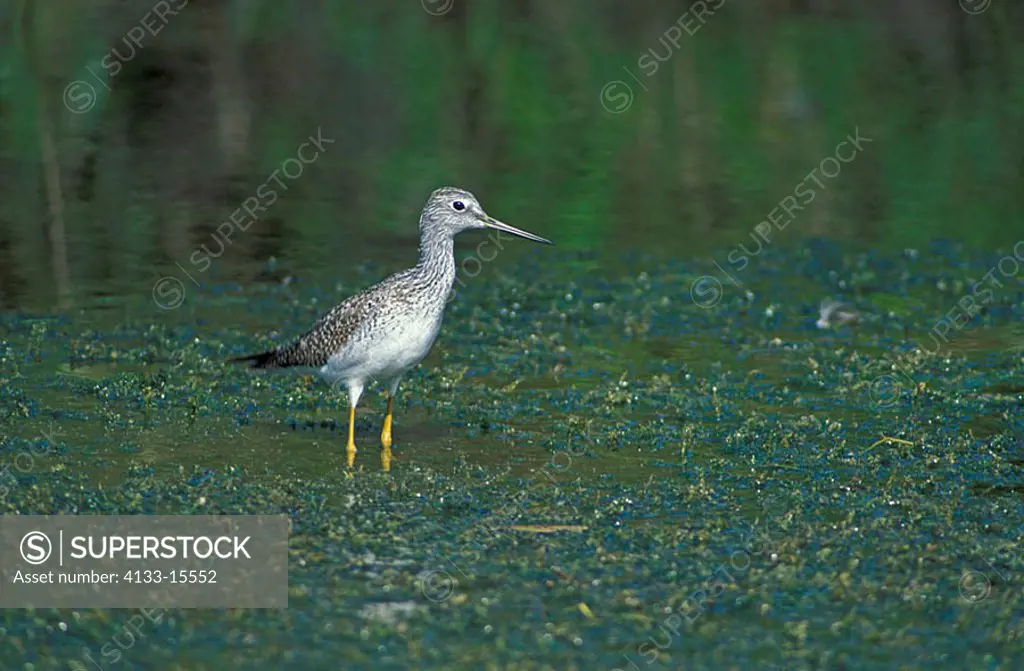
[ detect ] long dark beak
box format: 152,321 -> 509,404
481,215 -> 553,245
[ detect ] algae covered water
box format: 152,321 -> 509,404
3,2 -> 1024,667
1,239 -> 1022,669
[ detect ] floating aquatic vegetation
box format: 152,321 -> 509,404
1,241 -> 1022,668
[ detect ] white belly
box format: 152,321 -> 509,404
320,310 -> 442,388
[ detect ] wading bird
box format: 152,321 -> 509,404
231,187 -> 552,470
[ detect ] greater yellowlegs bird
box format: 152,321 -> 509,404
231,187 -> 552,470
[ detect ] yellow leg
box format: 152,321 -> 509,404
380,395 -> 394,472
346,405 -> 357,468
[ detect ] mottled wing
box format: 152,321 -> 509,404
231,291 -> 373,370
231,270 -> 426,370
284,292 -> 375,367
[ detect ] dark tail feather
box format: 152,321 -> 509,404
228,349 -> 281,369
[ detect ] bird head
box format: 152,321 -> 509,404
420,186 -> 552,245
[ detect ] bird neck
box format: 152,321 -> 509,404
415,225 -> 456,288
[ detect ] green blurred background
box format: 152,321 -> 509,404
1,0 -> 1021,308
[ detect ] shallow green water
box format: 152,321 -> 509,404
2,240 -> 1023,669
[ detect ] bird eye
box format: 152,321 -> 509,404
452,201 -> 465,211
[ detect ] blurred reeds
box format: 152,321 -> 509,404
0,0 -> 1022,306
